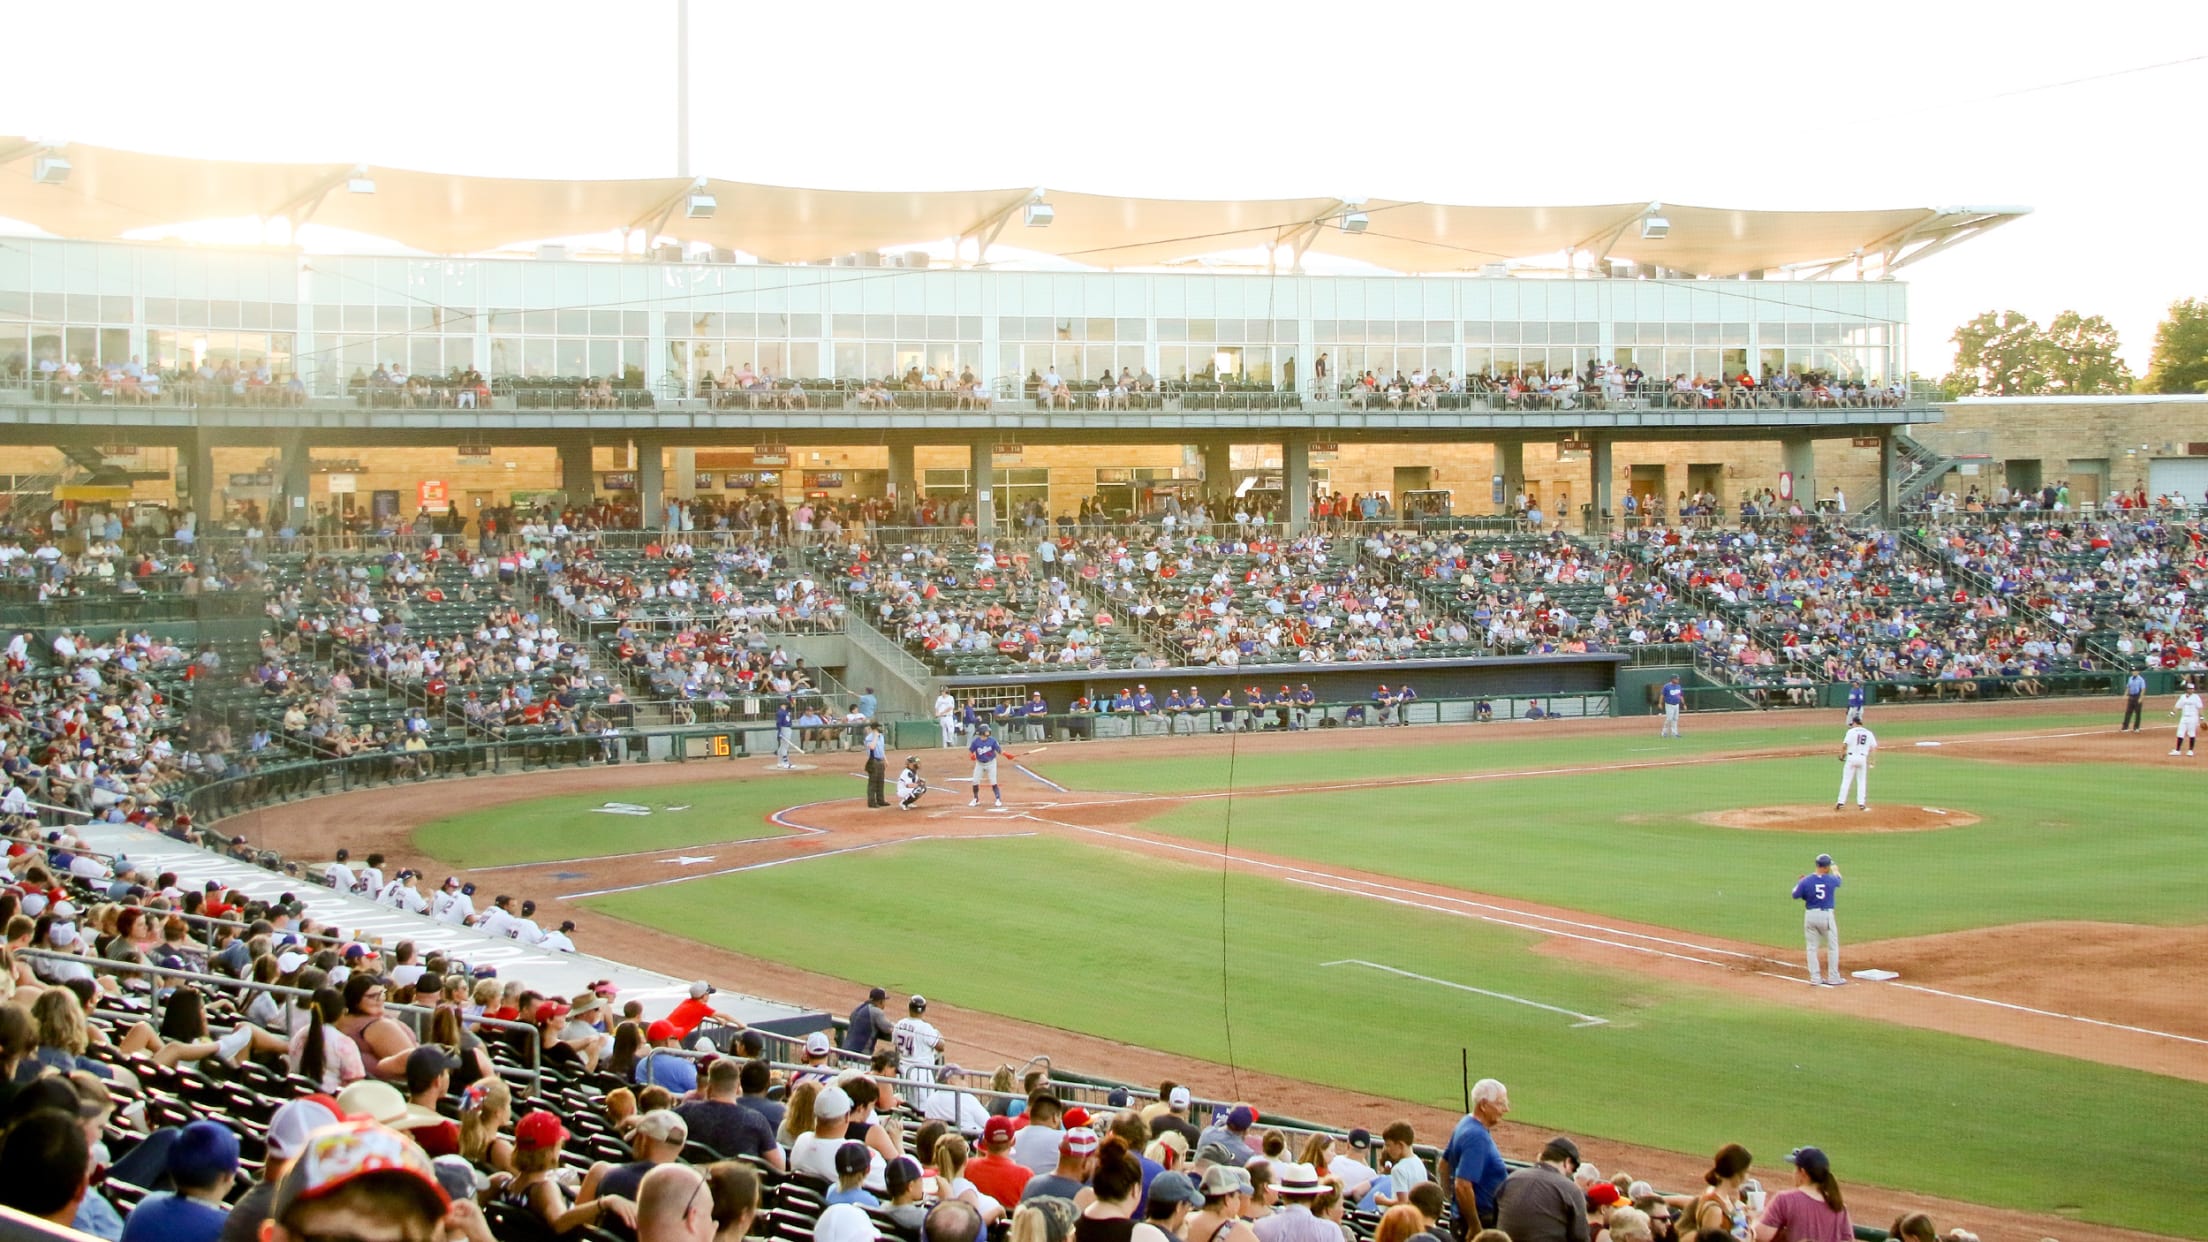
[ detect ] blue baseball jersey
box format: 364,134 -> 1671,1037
1294,689 -> 1315,705
1662,683 -> 1684,705
776,704 -> 792,728
1847,685 -> 1866,708
1165,693 -> 1186,710
969,735 -> 1001,763
1187,693 -> 1207,708
1134,692 -> 1156,711
1791,871 -> 1841,910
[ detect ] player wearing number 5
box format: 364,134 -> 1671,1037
1792,853 -> 1844,987
1834,723 -> 1876,811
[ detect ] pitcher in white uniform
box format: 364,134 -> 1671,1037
1835,723 -> 1877,810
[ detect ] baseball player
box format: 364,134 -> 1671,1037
896,757 -> 928,810
934,690 -> 959,748
1835,721 -> 1877,811
1790,852 -> 1845,986
2172,680 -> 2203,756
967,721 -> 1005,808
1659,676 -> 1685,738
892,994 -> 945,1110
774,697 -> 803,768
1845,679 -> 1868,726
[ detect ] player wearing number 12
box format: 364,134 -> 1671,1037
1834,723 -> 1877,811
1792,853 -> 1844,987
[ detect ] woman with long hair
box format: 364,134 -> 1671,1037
459,1077 -> 516,1175
605,1020 -> 644,1079
159,983 -> 289,1067
778,1077 -> 820,1148
1682,1142 -> 1753,1239
1077,1137 -> 1143,1242
427,1002 -> 496,1087
1374,1205 -> 1425,1242
705,1160 -> 760,1242
491,1110 -> 634,1235
334,971 -> 417,1079
1751,1147 -> 1850,1242
1887,1213 -> 1939,1242
288,986 -> 364,1091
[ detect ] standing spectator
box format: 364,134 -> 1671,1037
1751,1149 -> 1851,1242
1438,1078 -> 1510,1232
843,987 -> 895,1055
1494,1137 -> 1587,1242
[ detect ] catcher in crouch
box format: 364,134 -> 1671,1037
896,756 -> 929,810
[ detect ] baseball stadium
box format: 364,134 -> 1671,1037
1,28 -> 2205,1242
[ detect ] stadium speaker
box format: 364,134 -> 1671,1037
1024,202 -> 1054,227
686,192 -> 717,219
1640,214 -> 1670,240
1340,210 -> 1369,233
32,156 -> 70,186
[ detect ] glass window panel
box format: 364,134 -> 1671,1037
790,342 -> 820,376
760,312 -> 790,338
1396,322 -> 1421,345
1490,321 -> 1519,344
1186,320 -> 1214,344
377,306 -> 406,333
625,310 -> 648,336
928,316 -> 955,340
1117,318 -> 1145,341
996,316 -> 1022,341
31,293 -> 62,321
894,315 -> 925,340
1053,318 -> 1080,341
144,297 -> 175,323
1520,322 -> 1547,345
837,314 -> 866,339
555,338 -> 588,374
98,327 -> 129,364
1155,319 -> 1186,343
101,295 -> 133,322
585,339 -> 615,376
956,316 -> 980,339
522,339 -> 553,376
65,295 -> 95,321
553,309 -> 585,335
1160,346 -> 1189,380
1018,316 -> 1048,340
273,303 -> 297,330
1117,344 -> 1144,374
490,337 -> 519,376
863,343 -> 891,378
1315,320 -> 1338,342
865,314 -> 894,339
1786,324 -> 1809,345
720,312 -> 753,337
1086,318 -> 1114,341
209,301 -> 238,329
1666,323 -> 1691,344
835,342 -> 865,378
589,310 -> 620,336
1465,347 -> 1492,376
411,338 -> 441,375
241,301 -> 270,329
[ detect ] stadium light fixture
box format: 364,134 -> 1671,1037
1640,202 -> 1669,241
685,177 -> 716,219
346,165 -> 375,195
1340,199 -> 1369,234
1023,200 -> 1054,228
32,156 -> 71,186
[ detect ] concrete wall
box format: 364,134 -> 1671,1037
1918,396 -> 2208,500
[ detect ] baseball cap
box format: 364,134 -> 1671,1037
633,1110 -> 688,1145
533,1001 -> 570,1025
432,1154 -> 488,1203
1149,1171 -> 1204,1208
1061,1127 -> 1099,1157
276,950 -> 309,975
834,1140 -> 872,1178
1226,1105 -> 1254,1130
1346,1127 -> 1373,1150
814,1085 -> 854,1120
814,1203 -> 883,1242
270,1121 -> 450,1225
266,1095 -> 346,1162
804,1031 -> 833,1058
342,943 -> 368,961
515,1109 -> 568,1151
981,1116 -> 1016,1147
868,986 -> 887,1001
1789,1146 -> 1831,1179
1540,1136 -> 1582,1166
689,980 -> 713,999
1168,1086 -> 1192,1109
1199,1164 -> 1249,1195
1107,1088 -> 1131,1108
1815,853 -> 1834,867
1587,1183 -> 1623,1208
168,1120 -> 241,1186
884,1155 -> 923,1197
646,1020 -> 679,1043
405,1047 -> 459,1097
1063,1105 -> 1092,1128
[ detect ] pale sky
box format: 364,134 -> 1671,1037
6,0 -> 2204,375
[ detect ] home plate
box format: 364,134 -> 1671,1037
1852,969 -> 1899,981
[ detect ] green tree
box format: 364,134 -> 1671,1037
2140,297 -> 2208,394
2040,310 -> 2134,394
1946,310 -> 2049,396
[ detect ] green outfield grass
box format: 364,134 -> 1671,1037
581,835 -> 2208,1236
1130,752 -> 2206,944
1033,708 -> 2117,794
411,772 -> 843,867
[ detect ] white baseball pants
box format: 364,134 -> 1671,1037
1836,757 -> 1868,806
1661,704 -> 1680,736
939,717 -> 958,746
1804,909 -> 1840,983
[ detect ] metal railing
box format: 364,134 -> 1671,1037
899,692 -> 1612,749
15,946 -> 548,1097
841,610 -> 939,690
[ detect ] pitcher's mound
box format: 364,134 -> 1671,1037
1697,804 -> 1981,833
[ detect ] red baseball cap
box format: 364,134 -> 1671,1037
1063,1106 -> 1092,1128
646,1020 -> 679,1042
515,1109 -> 568,1151
981,1116 -> 1015,1147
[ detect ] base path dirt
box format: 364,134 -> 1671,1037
1697,804 -> 1983,833
227,700 -> 2195,1242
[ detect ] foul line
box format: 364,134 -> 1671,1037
1322,959 -> 1609,1027
560,831 -> 1037,900
1887,981 -> 2208,1047
1017,764 -> 1069,792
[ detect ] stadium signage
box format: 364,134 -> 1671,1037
752,446 -> 792,467
1852,436 -> 1883,448
457,444 -> 493,458
1309,441 -> 1339,454
993,443 -> 1025,463
1558,438 -> 1592,452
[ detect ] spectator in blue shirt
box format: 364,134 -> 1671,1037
635,1020 -> 699,1094
1437,1078 -> 1510,1231
120,1121 -> 237,1242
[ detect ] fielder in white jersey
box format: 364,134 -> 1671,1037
934,691 -> 959,747
1835,723 -> 1877,810
892,995 -> 945,1109
2171,683 -> 2202,757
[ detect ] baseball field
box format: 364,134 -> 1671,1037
238,699 -> 2208,1241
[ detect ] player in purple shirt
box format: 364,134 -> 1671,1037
1790,853 -> 1844,986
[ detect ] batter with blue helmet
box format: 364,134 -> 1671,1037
968,722 -> 1005,808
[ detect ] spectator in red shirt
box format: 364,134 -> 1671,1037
963,1116 -> 1032,1207
664,980 -> 747,1041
